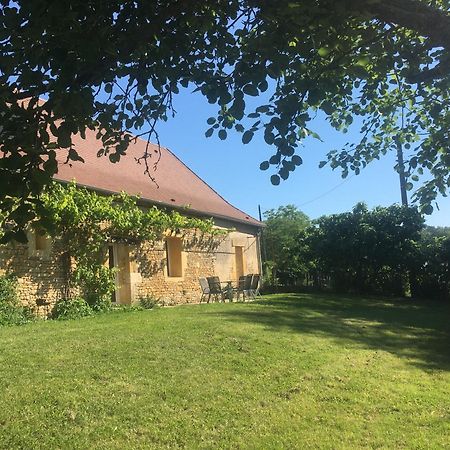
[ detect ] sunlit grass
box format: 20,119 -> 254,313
1,293 -> 449,449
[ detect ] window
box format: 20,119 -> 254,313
35,232 -> 48,251
28,231 -> 51,257
166,237 -> 183,277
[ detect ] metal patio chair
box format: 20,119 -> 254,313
242,274 -> 253,301
249,273 -> 261,298
199,277 -> 210,303
206,276 -> 226,302
234,275 -> 247,301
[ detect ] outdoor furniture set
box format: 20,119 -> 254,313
199,274 -> 261,303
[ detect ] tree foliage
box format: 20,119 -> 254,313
0,0 -> 449,233
304,203 -> 425,295
410,227 -> 450,299
263,202 -> 449,299
263,205 -> 310,286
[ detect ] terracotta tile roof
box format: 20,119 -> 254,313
54,129 -> 262,227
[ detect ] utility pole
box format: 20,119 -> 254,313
396,140 -> 408,207
393,76 -> 408,208
258,204 -> 267,263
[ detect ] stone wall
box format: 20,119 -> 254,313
132,237 -> 217,305
130,222 -> 261,305
0,220 -> 261,314
0,235 -> 68,316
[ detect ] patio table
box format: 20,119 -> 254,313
221,280 -> 235,301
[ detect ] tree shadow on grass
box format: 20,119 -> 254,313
212,293 -> 450,371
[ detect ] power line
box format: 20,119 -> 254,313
298,174 -> 355,207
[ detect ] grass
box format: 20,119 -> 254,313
0,293 -> 449,449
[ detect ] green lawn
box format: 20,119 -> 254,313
1,294 -> 449,449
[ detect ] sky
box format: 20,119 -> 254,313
145,89 -> 448,226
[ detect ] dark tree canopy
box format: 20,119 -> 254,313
0,0 -> 449,236
303,202 -> 425,295
306,203 -> 449,299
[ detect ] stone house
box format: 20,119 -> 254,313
0,129 -> 263,312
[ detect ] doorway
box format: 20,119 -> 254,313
235,246 -> 244,279
108,244 -> 132,304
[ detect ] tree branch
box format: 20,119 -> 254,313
358,0 -> 450,51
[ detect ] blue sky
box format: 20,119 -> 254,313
151,89 -> 448,226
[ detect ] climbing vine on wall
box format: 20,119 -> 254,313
37,182 -> 224,309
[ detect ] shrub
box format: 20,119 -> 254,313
86,294 -> 112,313
0,274 -> 36,326
52,297 -> 93,320
73,264 -> 115,312
110,304 -> 143,313
0,303 -> 35,326
139,296 -> 159,309
0,274 -> 18,305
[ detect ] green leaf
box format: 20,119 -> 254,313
205,128 -> 214,138
292,155 -> 303,166
307,89 -> 322,106
321,101 -> 334,115
207,117 -> 216,125
43,158 -> 58,174
258,79 -> 269,92
256,105 -> 270,114
356,56 -> 370,67
242,131 -> 254,144
109,153 -> 120,163
279,168 -> 289,180
243,84 -> 258,96
280,145 -> 294,157
68,148 -> 84,162
229,97 -> 245,120
264,130 -> 275,145
269,154 -> 281,165
283,160 -> 295,171
270,174 -> 280,186
57,132 -> 72,148
259,161 -> 270,171
318,160 -> 327,168
318,47 -> 331,57
309,131 -> 323,142
218,129 -> 227,140
351,65 -> 369,79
